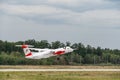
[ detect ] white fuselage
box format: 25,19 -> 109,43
25,47 -> 73,59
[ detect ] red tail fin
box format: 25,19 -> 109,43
16,44 -> 34,57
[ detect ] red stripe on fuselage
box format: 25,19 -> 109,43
54,51 -> 65,55
25,52 -> 32,57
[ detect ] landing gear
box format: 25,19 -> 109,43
57,57 -> 60,60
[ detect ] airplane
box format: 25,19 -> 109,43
16,44 -> 74,59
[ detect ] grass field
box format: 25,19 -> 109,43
0,65 -> 119,80
0,71 -> 120,80
0,65 -> 120,69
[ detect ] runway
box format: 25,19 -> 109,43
0,69 -> 120,72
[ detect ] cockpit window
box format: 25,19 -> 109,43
63,47 -> 70,49
67,47 -> 69,49
63,47 -> 66,49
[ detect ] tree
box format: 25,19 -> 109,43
96,47 -> 102,56
66,41 -> 71,46
38,40 -> 50,48
0,39 -> 120,65
84,54 -> 93,64
25,39 -> 36,45
110,54 -> 120,64
86,45 -> 93,54
51,41 -> 64,49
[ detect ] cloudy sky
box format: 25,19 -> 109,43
0,0 -> 120,49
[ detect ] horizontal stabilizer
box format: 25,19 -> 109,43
15,45 -> 34,48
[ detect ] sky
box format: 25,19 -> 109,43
0,0 -> 120,49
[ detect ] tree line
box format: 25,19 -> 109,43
0,39 -> 120,65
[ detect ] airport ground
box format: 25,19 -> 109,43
0,71 -> 120,80
0,65 -> 120,69
0,65 -> 119,80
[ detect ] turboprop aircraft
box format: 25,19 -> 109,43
16,44 -> 74,59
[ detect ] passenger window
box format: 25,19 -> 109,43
40,50 -> 44,52
29,49 -> 39,52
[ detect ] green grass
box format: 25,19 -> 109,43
0,71 -> 119,80
0,65 -> 120,69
